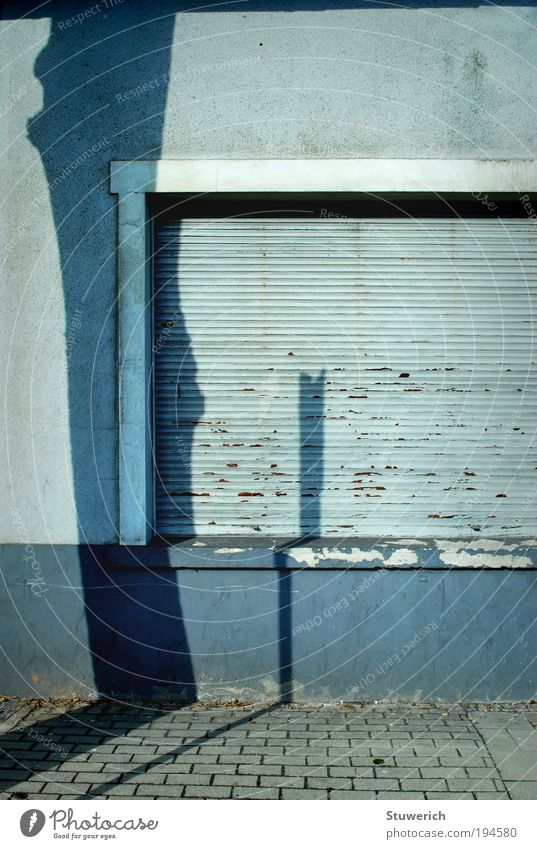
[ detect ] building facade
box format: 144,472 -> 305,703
1,0 -> 537,701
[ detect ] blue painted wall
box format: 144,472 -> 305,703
1,545 -> 535,702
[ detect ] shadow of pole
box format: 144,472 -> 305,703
276,370 -> 325,703
299,371 -> 325,540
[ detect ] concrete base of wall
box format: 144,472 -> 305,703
1,545 -> 536,702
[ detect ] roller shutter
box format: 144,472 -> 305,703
153,217 -> 536,538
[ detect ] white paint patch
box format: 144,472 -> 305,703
191,541 -> 206,547
435,539 -> 519,553
384,549 -> 419,566
438,551 -> 532,569
214,548 -> 245,554
391,539 -> 427,547
287,547 -> 385,568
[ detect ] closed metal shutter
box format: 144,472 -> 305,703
153,217 -> 536,538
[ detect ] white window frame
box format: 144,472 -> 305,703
110,158 -> 537,544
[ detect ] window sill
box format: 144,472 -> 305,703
104,537 -> 537,571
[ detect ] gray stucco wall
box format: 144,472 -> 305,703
2,0 -> 537,544
2,2 -> 537,701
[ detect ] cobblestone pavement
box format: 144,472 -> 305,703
1,699 -> 536,800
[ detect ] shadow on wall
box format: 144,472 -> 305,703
276,370 -> 325,702
152,219 -> 205,542
9,0 -> 200,700
8,0 -> 327,702
177,0 -> 534,8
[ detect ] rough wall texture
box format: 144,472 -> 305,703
1,546 -> 536,701
2,1 -> 537,544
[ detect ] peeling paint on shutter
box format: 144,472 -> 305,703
153,217 -> 537,538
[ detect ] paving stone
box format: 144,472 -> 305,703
1,780 -> 45,794
420,767 -> 467,778
322,739 -> 352,748
439,756 -> 488,767
330,766 -> 375,778
394,755 -> 438,767
474,792 -> 509,799
284,765 -> 324,777
166,772 -> 211,785
244,746 -> 285,756
465,767 -> 499,778
2,759 -> 47,772
184,786 -> 232,799
307,754 -> 352,766
123,772 -> 165,785
4,701 -> 537,802
58,761 -> 104,772
220,754 -> 261,765
130,753 -> 166,764
26,794 -> 62,799
44,782 -> 90,795
506,782 -> 537,800
425,792 -> 474,799
307,777 -> 353,791
402,779 -> 448,791
3,749 -> 48,761
97,785 -> 137,797
202,746 -> 240,755
83,752 -> 132,764
471,715 -> 533,730
0,769 -> 31,781
232,787 -> 280,799
112,746 -> 157,755
48,751 -> 87,762
377,792 -> 426,799
213,774 -> 258,787
330,790 -> 376,799
145,762 -> 192,774
137,785 -> 183,797
73,772 -> 115,783
281,789 -> 327,799
192,763 -> 232,774
238,764 -> 282,775
258,775 -> 301,788
354,778 -> 399,790
493,751 -> 537,781
447,778 -> 497,792
375,767 -> 421,779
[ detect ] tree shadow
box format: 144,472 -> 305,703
16,2 -> 198,701
152,217 -> 205,540
0,699 -> 282,798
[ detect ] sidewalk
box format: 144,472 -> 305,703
1,699 -> 536,800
